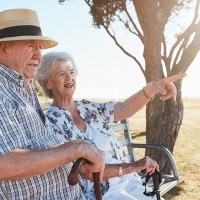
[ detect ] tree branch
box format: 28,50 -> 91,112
168,0 -> 200,64
123,7 -> 144,43
172,38 -> 187,68
172,21 -> 200,74
102,24 -> 145,75
161,35 -> 171,76
116,14 -> 137,36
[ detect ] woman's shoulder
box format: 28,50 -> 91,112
75,99 -> 93,109
76,99 -> 91,105
46,105 -> 71,117
76,99 -> 116,111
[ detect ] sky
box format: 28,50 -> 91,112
1,0 -> 200,99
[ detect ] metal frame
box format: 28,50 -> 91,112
110,119 -> 181,196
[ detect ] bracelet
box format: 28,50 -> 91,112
118,164 -> 123,176
142,87 -> 154,101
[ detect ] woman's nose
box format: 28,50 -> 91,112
65,73 -> 72,80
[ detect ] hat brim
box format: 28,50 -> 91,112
0,35 -> 58,49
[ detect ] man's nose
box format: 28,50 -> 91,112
33,45 -> 42,57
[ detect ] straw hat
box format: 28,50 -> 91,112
0,8 -> 58,49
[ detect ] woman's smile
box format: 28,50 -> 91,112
64,83 -> 74,88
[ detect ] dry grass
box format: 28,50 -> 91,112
164,98 -> 200,200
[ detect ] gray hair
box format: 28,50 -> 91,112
36,51 -> 78,99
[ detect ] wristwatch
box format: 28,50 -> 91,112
118,164 -> 123,176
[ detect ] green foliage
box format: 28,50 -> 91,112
86,0 -> 126,28
34,79 -> 44,97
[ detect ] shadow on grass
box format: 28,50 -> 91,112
162,182 -> 185,200
131,131 -> 146,139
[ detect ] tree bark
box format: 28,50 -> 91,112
145,81 -> 183,174
134,1 -> 183,174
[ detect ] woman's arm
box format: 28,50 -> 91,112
104,156 -> 159,180
114,73 -> 187,122
114,88 -> 151,122
80,156 -> 159,180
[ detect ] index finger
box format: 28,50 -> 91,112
155,164 -> 160,172
163,73 -> 187,84
99,167 -> 105,181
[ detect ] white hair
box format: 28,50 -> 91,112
36,51 -> 78,98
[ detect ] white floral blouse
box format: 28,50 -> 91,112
46,99 -> 154,200
46,99 -> 129,199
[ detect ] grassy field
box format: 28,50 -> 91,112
40,97 -> 199,199
127,98 -> 200,200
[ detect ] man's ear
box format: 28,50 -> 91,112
0,42 -> 7,59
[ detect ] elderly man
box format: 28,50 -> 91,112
0,8 -> 105,199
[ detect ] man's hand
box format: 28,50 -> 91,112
79,141 -> 105,181
79,165 -> 93,180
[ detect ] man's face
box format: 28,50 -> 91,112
4,40 -> 43,85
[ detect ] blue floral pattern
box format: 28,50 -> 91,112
46,99 -> 128,199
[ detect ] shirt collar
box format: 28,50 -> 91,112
0,64 -> 33,87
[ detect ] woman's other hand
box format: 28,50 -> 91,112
133,156 -> 160,175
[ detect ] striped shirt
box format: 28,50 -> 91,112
0,64 -> 85,200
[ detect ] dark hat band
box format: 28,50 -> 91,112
0,25 -> 42,39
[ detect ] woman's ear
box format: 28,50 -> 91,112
44,80 -> 52,90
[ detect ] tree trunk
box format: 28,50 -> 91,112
81,0 -> 193,175
145,81 -> 183,174
139,4 -> 184,173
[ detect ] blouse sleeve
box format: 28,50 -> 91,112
80,100 -> 116,123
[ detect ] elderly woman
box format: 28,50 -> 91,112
36,51 -> 186,200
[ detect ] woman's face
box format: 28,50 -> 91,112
45,61 -> 77,99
